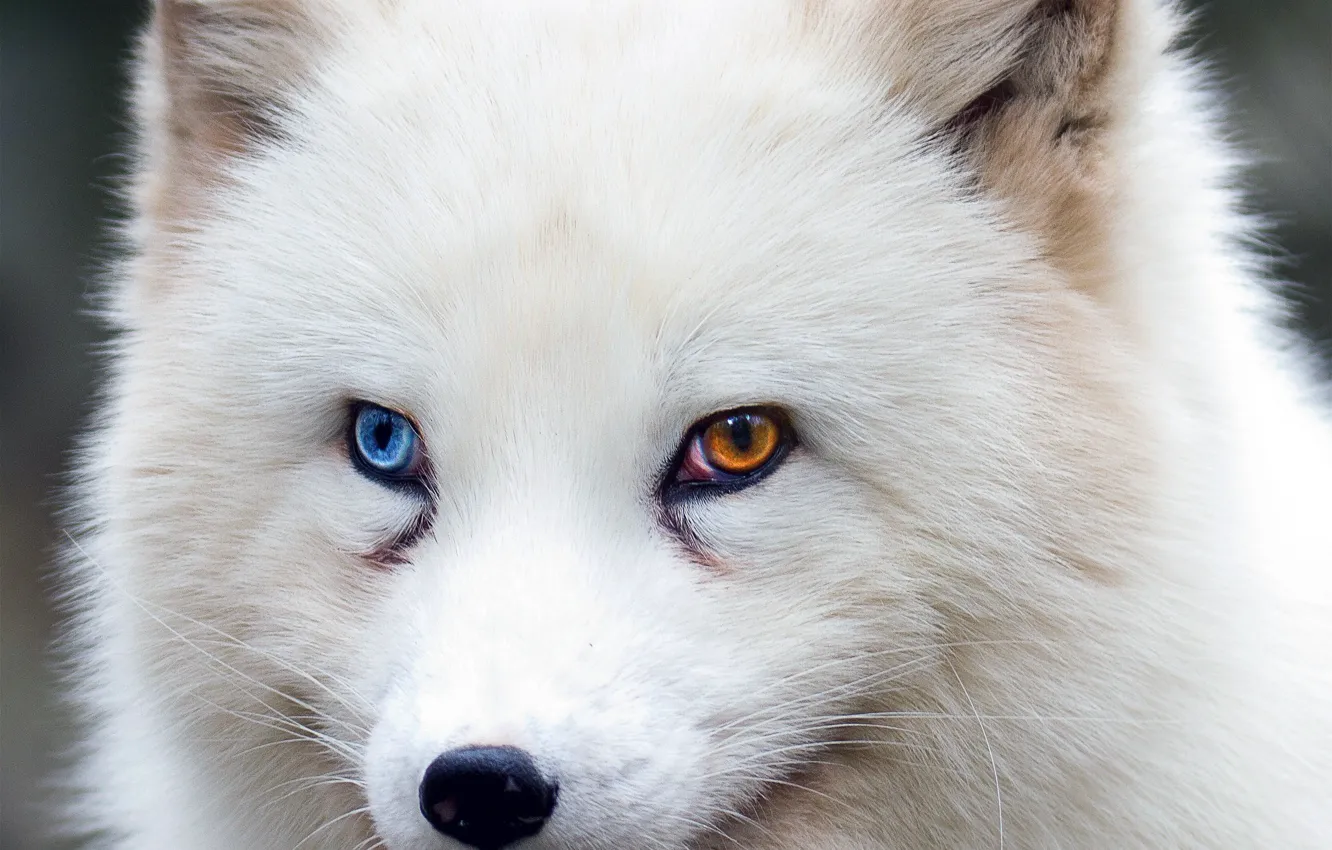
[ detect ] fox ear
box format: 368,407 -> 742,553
867,0 -> 1124,130
137,0 -> 336,186
843,0 -> 1135,287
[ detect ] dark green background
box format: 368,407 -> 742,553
2,2 -> 1328,846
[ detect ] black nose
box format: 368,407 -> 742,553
419,745 -> 557,849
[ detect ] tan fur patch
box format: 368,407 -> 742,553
960,0 -> 1125,294
813,0 -> 1126,293
137,0 -> 335,226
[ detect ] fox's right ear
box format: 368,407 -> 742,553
136,0 -> 340,194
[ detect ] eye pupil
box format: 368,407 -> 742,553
374,421 -> 393,451
728,416 -> 753,451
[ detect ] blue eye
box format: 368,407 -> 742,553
351,404 -> 423,480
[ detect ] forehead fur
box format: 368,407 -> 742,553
138,0 -> 1140,337
162,0 -> 1046,333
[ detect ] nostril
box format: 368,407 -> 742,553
419,745 -> 557,849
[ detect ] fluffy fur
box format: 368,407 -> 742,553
60,0 -> 1332,848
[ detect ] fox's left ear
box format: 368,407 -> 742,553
836,0 -> 1148,287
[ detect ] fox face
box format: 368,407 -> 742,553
113,146 -> 1138,847
72,2 -> 1307,849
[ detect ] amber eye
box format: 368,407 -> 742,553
673,408 -> 790,487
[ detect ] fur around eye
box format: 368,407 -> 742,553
350,403 -> 425,483
671,408 -> 792,490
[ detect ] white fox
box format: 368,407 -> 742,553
61,0 -> 1332,848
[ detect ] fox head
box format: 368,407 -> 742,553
72,1 -> 1238,848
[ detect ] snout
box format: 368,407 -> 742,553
419,746 -> 557,849
368,531 -> 725,849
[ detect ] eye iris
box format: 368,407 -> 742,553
355,406 -> 417,474
703,413 -> 779,475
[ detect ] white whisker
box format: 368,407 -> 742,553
949,658 -> 1003,850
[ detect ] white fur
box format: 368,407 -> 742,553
61,1 -> 1331,848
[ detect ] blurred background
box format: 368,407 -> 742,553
1,1 -> 1329,847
